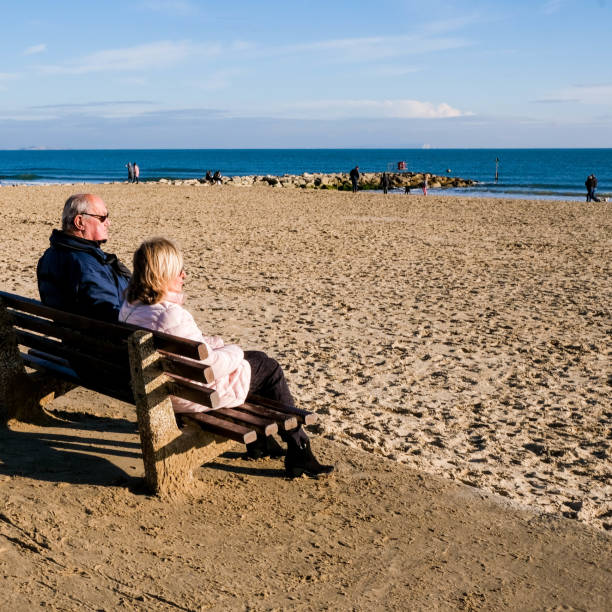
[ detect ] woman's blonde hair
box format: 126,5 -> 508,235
126,237 -> 184,305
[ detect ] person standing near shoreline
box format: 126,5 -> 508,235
381,172 -> 390,195
126,162 -> 133,183
133,162 -> 140,184
349,166 -> 360,193
422,174 -> 429,196
585,174 -> 600,202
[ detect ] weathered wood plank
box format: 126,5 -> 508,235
247,394 -> 318,425
214,407 -> 278,436
182,412 -> 257,444
236,402 -> 298,432
0,290 -> 209,361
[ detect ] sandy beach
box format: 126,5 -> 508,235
1,183 -> 610,609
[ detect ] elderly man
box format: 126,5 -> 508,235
37,193 -> 131,322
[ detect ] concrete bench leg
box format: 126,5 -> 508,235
0,302 -> 71,425
127,330 -> 234,496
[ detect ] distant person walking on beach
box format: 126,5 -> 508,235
126,162 -> 133,183
585,174 -> 600,202
350,166 -> 360,193
422,174 -> 429,196
133,163 -> 140,184
380,172 -> 390,195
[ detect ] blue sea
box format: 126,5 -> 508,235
1,149 -> 610,200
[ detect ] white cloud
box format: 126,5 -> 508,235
24,44 -> 47,55
38,40 -> 221,75
231,99 -> 473,120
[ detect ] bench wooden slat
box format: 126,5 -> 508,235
181,412 -> 257,445
247,394 -> 318,425
153,336 -> 209,362
28,348 -> 71,367
21,352 -> 134,404
9,310 -> 129,362
15,329 -> 128,380
0,291 -> 132,339
235,402 -> 298,432
0,290 -> 209,361
165,372 -> 218,409
214,407 -> 278,436
159,350 -> 206,383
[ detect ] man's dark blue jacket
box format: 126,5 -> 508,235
37,229 -> 131,322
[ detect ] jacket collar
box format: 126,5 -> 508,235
50,229 -> 106,254
49,229 -> 132,279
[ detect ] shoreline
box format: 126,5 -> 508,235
1,176 -> 606,202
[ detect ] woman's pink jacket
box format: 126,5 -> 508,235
119,293 -> 251,412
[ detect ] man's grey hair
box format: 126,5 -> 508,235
61,194 -> 91,231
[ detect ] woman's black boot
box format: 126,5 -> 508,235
284,438 -> 334,478
264,435 -> 286,458
245,435 -> 286,459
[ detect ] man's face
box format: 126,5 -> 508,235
80,196 -> 110,242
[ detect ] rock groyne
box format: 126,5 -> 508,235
156,171 -> 476,190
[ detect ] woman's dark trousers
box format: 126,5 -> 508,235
244,350 -> 309,446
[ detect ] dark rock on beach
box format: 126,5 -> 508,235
159,172 -> 476,190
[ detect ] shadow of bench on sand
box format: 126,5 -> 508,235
0,413 -> 288,491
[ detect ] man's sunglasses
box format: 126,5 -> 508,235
82,212 -> 109,222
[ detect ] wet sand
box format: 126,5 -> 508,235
0,183 -> 610,609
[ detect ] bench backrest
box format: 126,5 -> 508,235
0,290 -> 216,408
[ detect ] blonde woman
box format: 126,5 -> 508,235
119,237 -> 333,478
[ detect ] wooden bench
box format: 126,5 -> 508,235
0,290 -> 316,495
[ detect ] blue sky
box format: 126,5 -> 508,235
1,0 -> 611,148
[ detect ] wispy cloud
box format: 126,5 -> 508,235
138,0 -> 197,16
542,0 -> 564,15
281,33 -> 472,63
38,40 -> 221,75
233,99 -> 473,120
30,101 -> 155,109
372,65 -> 423,77
24,43 -> 47,55
234,18 -> 479,65
530,98 -> 578,104
539,83 -> 612,105
26,101 -> 160,119
197,69 -> 242,91
6,102 -> 227,122
6,97 -> 472,123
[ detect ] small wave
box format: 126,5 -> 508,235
0,173 -> 44,180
